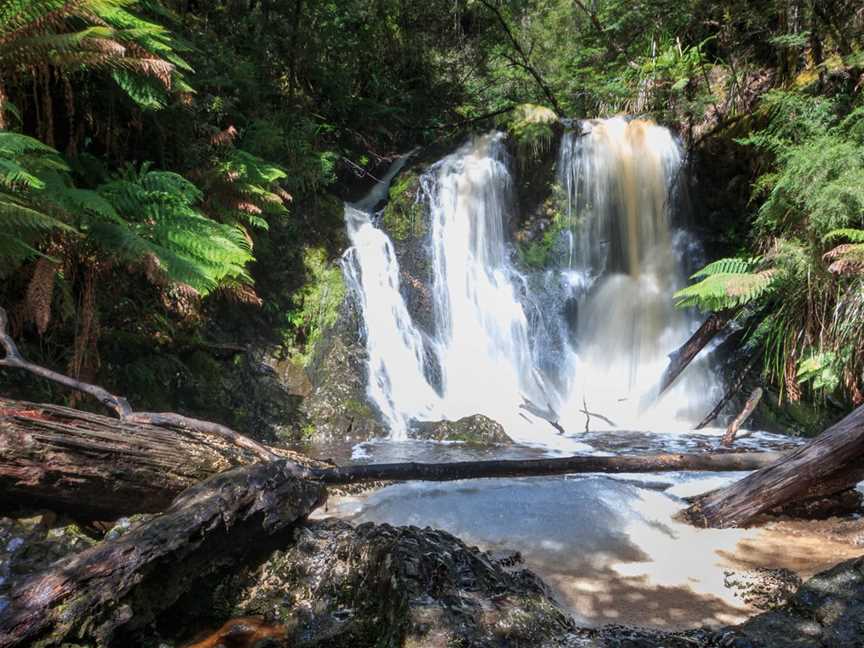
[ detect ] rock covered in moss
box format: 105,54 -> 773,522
220,519 -> 574,647
411,414 -> 512,445
298,301 -> 387,443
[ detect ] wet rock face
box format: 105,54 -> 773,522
411,415 -> 512,445
225,519 -> 575,647
298,303 -> 387,443
733,555 -> 864,648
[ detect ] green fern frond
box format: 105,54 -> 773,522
824,228 -> 864,244
93,163 -> 255,295
690,256 -> 760,279
675,268 -> 778,312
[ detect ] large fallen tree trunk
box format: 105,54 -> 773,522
0,398 -> 316,518
684,405 -> 864,528
0,398 -> 783,519
0,460 -> 326,648
314,451 -> 782,485
658,311 -> 734,396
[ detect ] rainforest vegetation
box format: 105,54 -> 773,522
1,0 -> 862,429
3,2 -> 864,647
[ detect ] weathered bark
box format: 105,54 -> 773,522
659,311 -> 734,396
0,461 -> 326,648
722,387 -> 763,446
685,405 -> 864,528
0,306 -> 278,462
315,451 -> 783,485
0,398 -> 314,518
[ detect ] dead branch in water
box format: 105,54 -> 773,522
722,387 -> 763,447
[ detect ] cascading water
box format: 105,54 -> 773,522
556,118 -> 721,431
332,121 -> 808,629
342,118 -> 721,444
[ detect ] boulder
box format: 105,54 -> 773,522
214,519 -> 575,647
731,555 -> 864,648
411,414 -> 513,445
0,512 -> 97,612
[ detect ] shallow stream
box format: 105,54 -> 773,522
300,429 -> 836,630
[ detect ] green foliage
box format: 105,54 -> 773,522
0,132 -> 78,274
95,163 -> 254,294
284,247 -> 346,365
674,258 -> 777,311
380,171 -> 424,241
506,104 -> 558,160
682,85 -> 864,403
0,0 -> 191,117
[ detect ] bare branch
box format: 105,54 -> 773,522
0,306 -> 278,462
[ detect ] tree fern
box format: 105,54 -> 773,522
675,257 -> 777,311
0,132 -> 78,274
0,0 -> 192,123
95,164 -> 255,294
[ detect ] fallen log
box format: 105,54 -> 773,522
0,398 -> 783,519
0,306 -> 278,463
684,405 -> 864,528
314,451 -> 783,485
0,398 -> 314,519
0,461 -> 326,648
658,311 -> 734,396
722,387 -> 763,446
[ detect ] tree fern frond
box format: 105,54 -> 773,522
824,228 -> 864,244
675,269 -> 778,312
824,243 -> 864,275
690,256 -> 760,279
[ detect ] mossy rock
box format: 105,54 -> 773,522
504,103 -> 558,156
201,519 -> 574,647
380,170 -> 426,242
411,414 -> 512,445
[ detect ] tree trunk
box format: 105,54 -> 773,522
0,461 -> 326,648
658,311 -> 734,396
0,398 -> 314,519
315,451 -> 783,485
684,405 -> 864,528
722,387 -> 763,446
1,398 -> 785,520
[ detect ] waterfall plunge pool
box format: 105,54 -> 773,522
303,432 -> 860,631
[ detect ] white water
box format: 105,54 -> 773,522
343,119 -> 723,444
556,118 -> 721,431
332,125 -> 809,630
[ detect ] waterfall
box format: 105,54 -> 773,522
342,119 -> 721,444
556,118 -> 719,430
425,133 -> 553,421
342,156 -> 442,439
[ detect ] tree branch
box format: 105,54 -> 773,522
0,306 -> 279,463
572,0 -> 626,61
478,0 -> 563,115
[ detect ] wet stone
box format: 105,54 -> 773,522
209,519 -> 574,647
411,414 -> 512,445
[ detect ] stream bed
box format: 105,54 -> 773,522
302,429 -> 862,631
